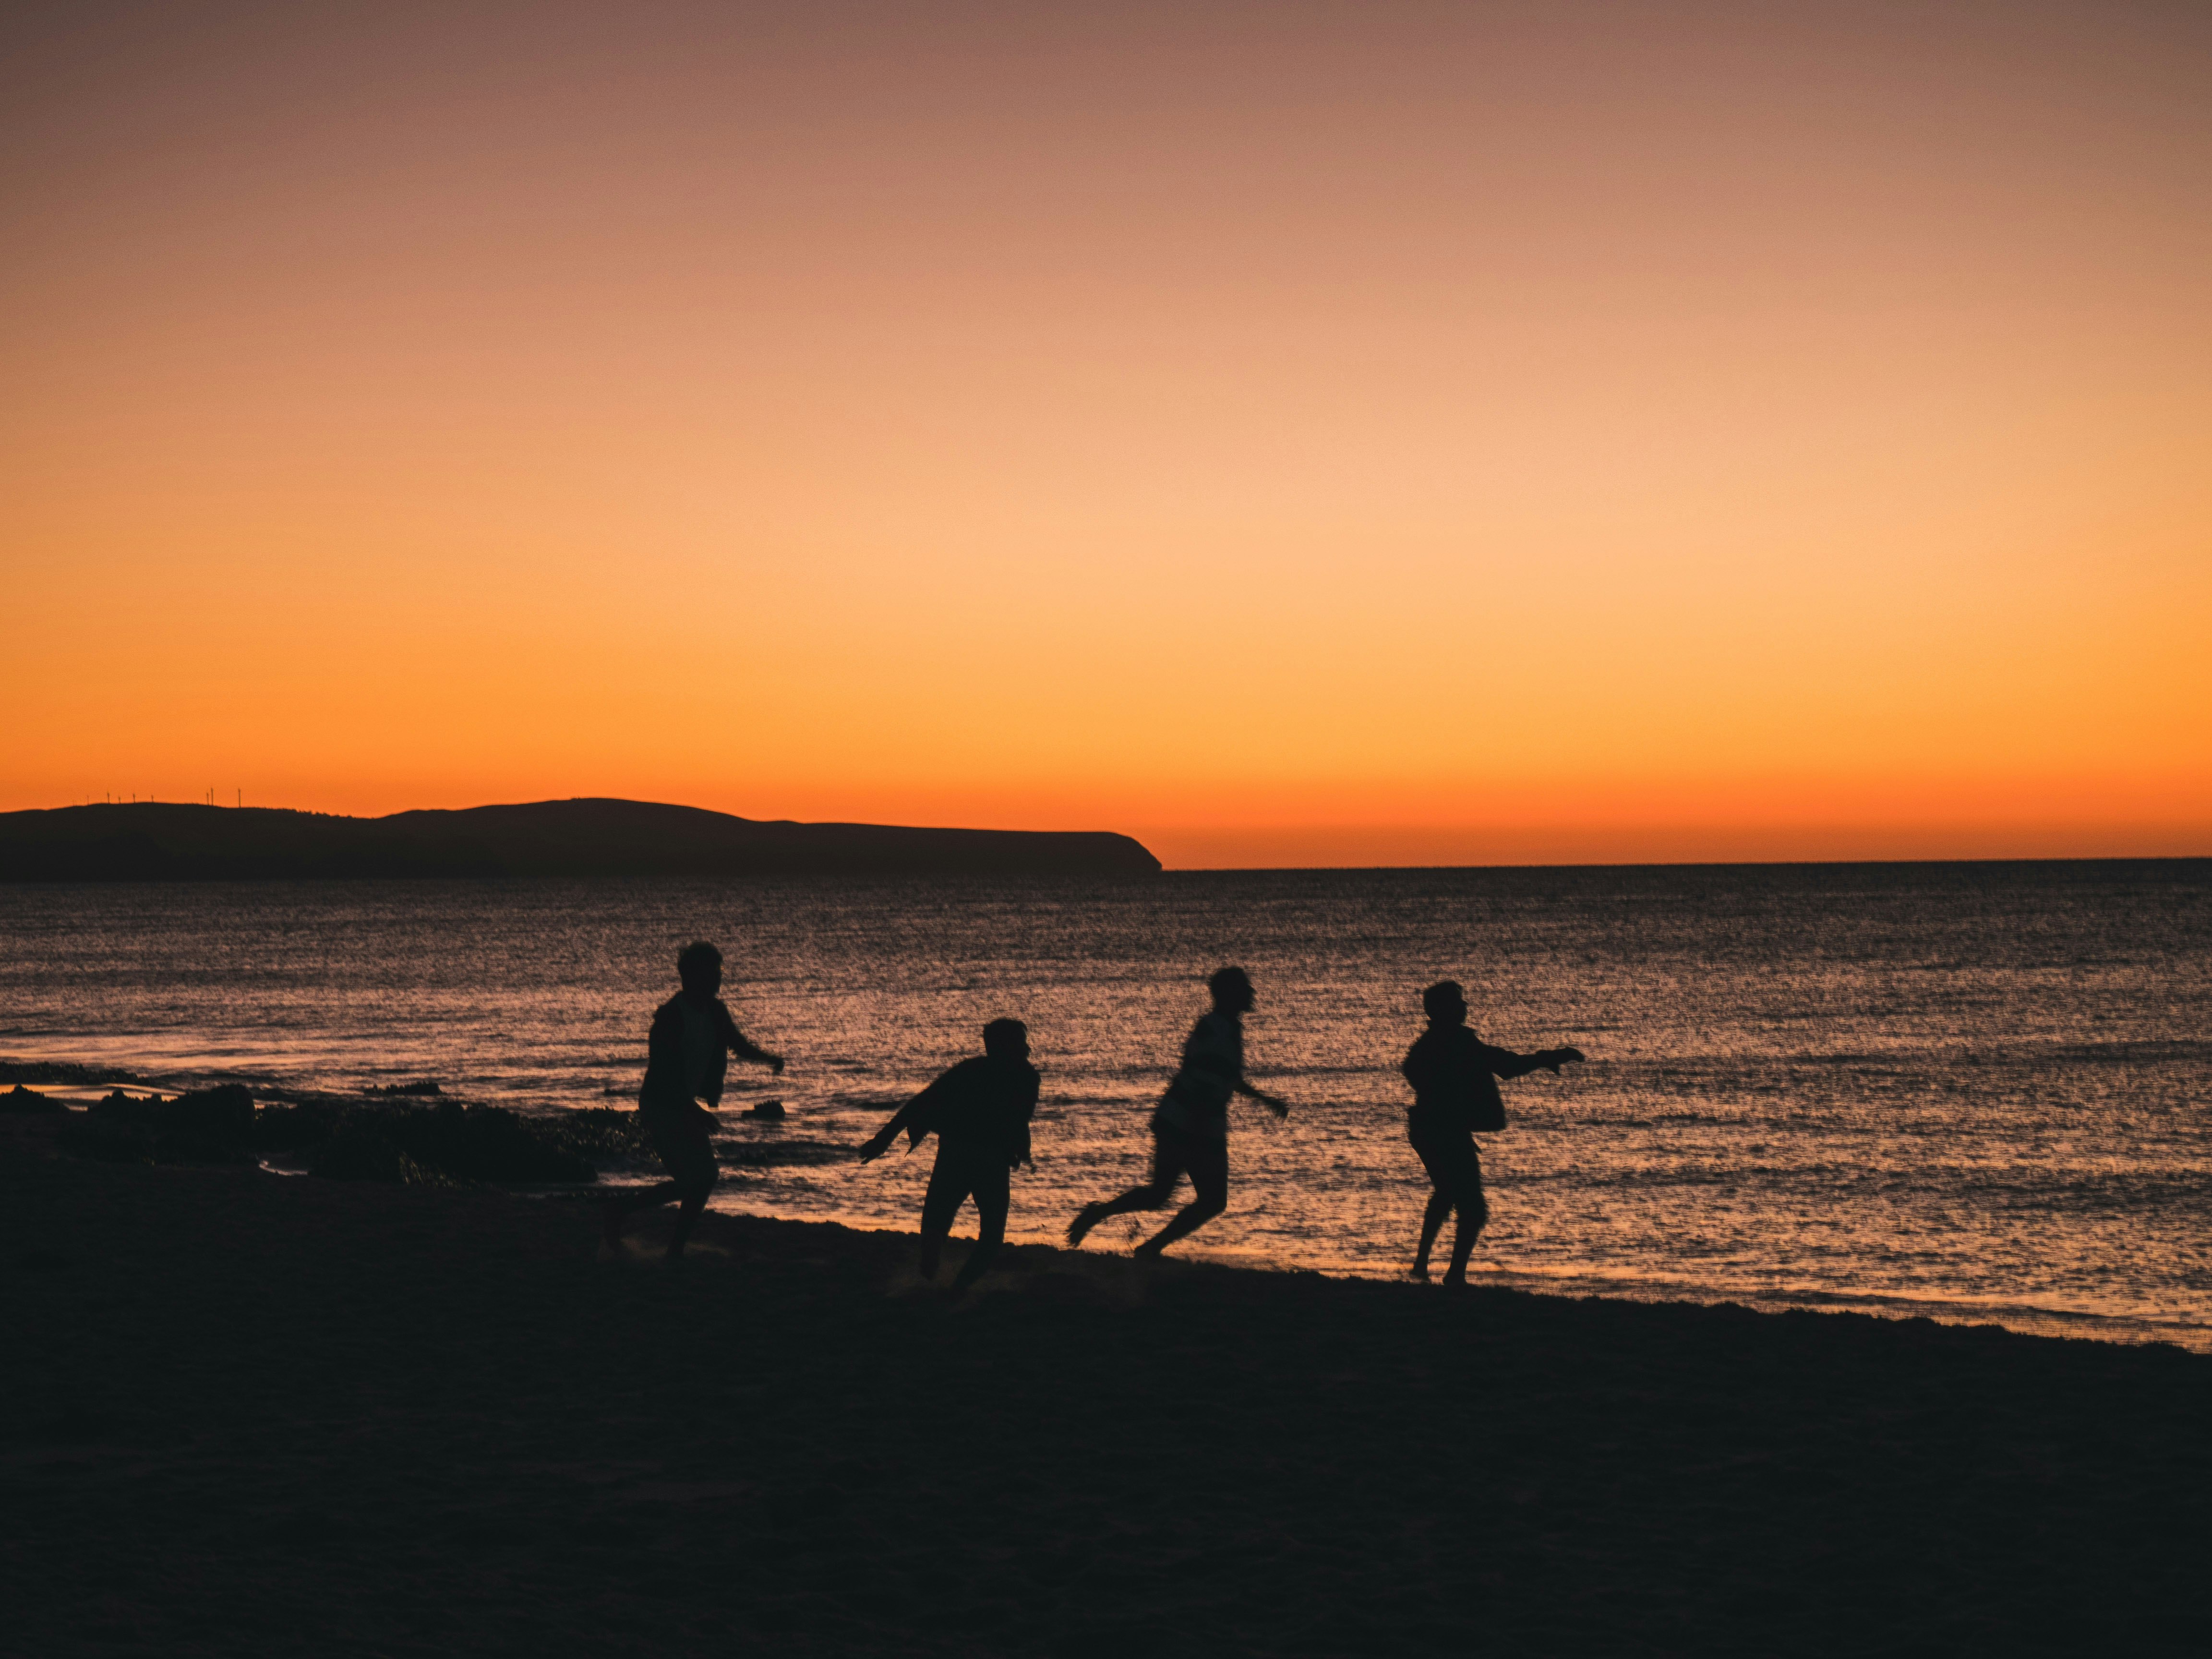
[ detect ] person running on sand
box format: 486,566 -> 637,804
1065,966 -> 1290,1258
602,941 -> 784,1259
1402,979 -> 1582,1287
856,1018 -> 1040,1295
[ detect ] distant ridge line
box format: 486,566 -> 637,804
0,798 -> 1163,880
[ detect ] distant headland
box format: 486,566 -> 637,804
0,799 -> 1162,880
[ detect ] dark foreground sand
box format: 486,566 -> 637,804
4,1121 -> 2204,1657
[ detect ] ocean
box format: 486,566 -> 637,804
3,861 -> 2206,1348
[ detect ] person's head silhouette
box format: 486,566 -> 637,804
1209,965 -> 1256,1015
982,1017 -> 1030,1061
1422,980 -> 1467,1026
676,940 -> 723,1000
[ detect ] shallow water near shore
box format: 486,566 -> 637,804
3,861 -> 2207,1347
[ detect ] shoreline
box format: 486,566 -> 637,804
8,1062 -> 2205,1354
5,1117 -> 2207,1655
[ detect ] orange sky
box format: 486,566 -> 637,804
4,1 -> 2207,866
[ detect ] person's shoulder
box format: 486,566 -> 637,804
1407,1025 -> 1477,1062
652,993 -> 685,1022
1404,1025 -> 1451,1064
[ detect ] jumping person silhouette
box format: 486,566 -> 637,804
857,1018 -> 1040,1295
602,940 -> 784,1258
1066,966 -> 1290,1258
1402,979 -> 1582,1286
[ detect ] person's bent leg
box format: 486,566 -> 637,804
1409,1125 -> 1457,1280
1412,1187 -> 1451,1280
667,1173 -> 717,1258
950,1162 -> 1010,1295
1135,1133 -> 1227,1258
613,1107 -> 718,1256
1441,1161 -> 1489,1287
919,1151 -> 971,1281
1069,1124 -> 1187,1244
661,1122 -> 721,1259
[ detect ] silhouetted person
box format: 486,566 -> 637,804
1403,979 -> 1582,1286
1066,966 -> 1289,1258
857,1018 -> 1040,1294
602,940 -> 784,1258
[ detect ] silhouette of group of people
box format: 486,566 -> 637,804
603,941 -> 1584,1288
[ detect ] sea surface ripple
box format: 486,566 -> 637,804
3,861 -> 2206,1347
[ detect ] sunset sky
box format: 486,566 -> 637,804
5,0 -> 2207,866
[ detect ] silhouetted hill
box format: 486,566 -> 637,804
0,799 -> 1162,880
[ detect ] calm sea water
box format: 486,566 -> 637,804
3,864 -> 2206,1347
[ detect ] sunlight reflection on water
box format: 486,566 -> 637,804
3,862 -> 2207,1347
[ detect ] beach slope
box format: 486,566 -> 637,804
2,1128 -> 2202,1656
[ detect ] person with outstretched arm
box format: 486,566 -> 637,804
1065,966 -> 1290,1259
1402,978 -> 1582,1286
857,1018 -> 1040,1295
602,940 -> 784,1259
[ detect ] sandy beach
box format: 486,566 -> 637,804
3,1113 -> 2203,1657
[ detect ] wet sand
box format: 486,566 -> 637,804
4,1119 -> 2204,1657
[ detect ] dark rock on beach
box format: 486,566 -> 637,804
163,1084 -> 256,1145
64,1085 -> 264,1166
362,1099 -> 604,1185
44,1080 -> 635,1187
311,1124 -> 429,1184
1,1085 -> 67,1115
283,1098 -> 631,1185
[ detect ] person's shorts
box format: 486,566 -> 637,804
1408,1117 -> 1483,1201
643,1105 -> 718,1189
1145,1111 -> 1230,1204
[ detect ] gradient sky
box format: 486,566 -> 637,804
5,0 -> 2208,866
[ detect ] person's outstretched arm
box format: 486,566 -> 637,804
1476,1042 -> 1586,1080
856,1103 -> 918,1162
716,1003 -> 785,1075
857,1074 -> 950,1162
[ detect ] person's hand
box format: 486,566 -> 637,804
767,1052 -> 786,1077
1263,1092 -> 1290,1120
857,1131 -> 892,1163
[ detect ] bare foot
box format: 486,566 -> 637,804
1065,1202 -> 1107,1248
1409,1262 -> 1431,1282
